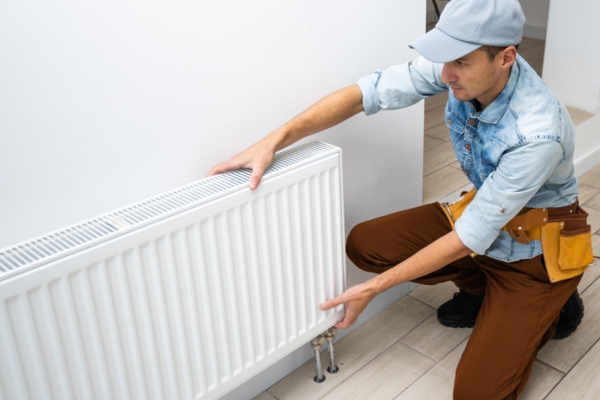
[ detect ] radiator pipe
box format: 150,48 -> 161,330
323,327 -> 339,373
310,335 -> 326,383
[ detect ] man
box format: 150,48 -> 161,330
208,0 -> 589,397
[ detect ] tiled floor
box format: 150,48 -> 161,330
253,38 -> 600,399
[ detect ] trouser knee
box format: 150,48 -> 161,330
345,223 -> 386,273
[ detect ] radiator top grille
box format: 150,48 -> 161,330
0,141 -> 340,282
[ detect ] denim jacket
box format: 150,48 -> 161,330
357,55 -> 578,262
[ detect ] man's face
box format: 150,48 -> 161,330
440,48 -> 507,107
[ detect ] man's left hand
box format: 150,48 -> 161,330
320,282 -> 377,329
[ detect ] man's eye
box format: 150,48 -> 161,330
456,61 -> 464,66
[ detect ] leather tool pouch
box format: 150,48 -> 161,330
440,189 -> 476,229
541,206 -> 594,283
441,190 -> 594,283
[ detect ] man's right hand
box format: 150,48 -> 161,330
206,84 -> 364,190
206,139 -> 276,190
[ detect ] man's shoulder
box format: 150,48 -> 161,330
512,56 -> 557,110
510,56 -> 569,139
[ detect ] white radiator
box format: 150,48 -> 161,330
0,141 -> 346,400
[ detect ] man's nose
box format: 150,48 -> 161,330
441,63 -> 455,84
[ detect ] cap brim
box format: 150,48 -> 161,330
409,28 -> 481,63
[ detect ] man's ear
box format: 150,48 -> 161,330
501,46 -> 517,69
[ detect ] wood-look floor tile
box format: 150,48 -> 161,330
321,342 -> 435,400
579,184 -> 600,205
579,164 -> 600,189
425,105 -> 445,130
425,121 -> 450,141
537,276 -> 600,372
449,161 -> 462,170
583,190 -> 600,212
401,313 -> 472,361
395,346 -> 560,399
409,281 -> 458,309
267,296 -> 434,400
424,135 -> 445,151
566,106 -> 595,126
545,339 -> 600,399
423,166 -> 470,204
424,141 -> 457,176
436,183 -> 475,205
519,361 -> 564,400
425,92 -> 448,112
252,391 -> 278,400
586,207 -> 600,234
394,339 -> 467,399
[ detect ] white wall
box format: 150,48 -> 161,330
0,1 -> 425,398
543,0 -> 600,173
0,1 -> 425,248
543,0 -> 600,114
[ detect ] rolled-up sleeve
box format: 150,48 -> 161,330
455,139 -> 564,254
356,56 -> 447,116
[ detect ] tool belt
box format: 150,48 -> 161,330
441,189 -> 594,283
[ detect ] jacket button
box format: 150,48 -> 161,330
469,120 -> 476,125
447,119 -> 452,124
465,145 -> 471,150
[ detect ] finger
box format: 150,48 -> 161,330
248,160 -> 270,190
206,161 -> 237,177
248,170 -> 263,190
334,320 -> 348,329
320,294 -> 346,311
334,314 -> 355,329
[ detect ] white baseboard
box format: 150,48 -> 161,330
523,23 -> 547,40
574,112 -> 600,177
575,149 -> 600,177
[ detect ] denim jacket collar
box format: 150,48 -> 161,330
468,55 -> 521,124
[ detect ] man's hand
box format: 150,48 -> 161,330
320,282 -> 378,329
207,139 -> 276,190
320,231 -> 473,329
206,84 -> 364,190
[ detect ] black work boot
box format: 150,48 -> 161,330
437,290 -> 484,328
553,289 -> 584,340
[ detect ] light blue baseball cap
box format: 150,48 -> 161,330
409,0 -> 526,63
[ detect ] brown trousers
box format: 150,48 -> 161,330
346,202 -> 581,400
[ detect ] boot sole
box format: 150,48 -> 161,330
437,317 -> 476,328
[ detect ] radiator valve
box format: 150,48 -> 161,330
323,327 -> 339,373
310,335 -> 326,383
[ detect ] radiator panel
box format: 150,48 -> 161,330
0,142 -> 346,400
